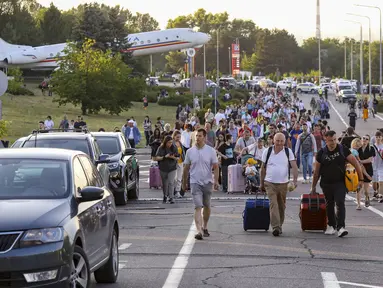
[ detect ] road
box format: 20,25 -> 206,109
92,91 -> 383,288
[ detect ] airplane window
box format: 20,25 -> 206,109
166,37 -> 168,40
133,42 -> 137,45
176,36 -> 179,38
157,39 -> 160,42
140,41 -> 144,44
147,40 -> 151,43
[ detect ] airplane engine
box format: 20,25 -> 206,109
4,51 -> 45,65
186,48 -> 196,58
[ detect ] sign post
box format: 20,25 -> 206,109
212,87 -> 220,114
231,43 -> 240,76
190,76 -> 206,111
0,71 -> 8,120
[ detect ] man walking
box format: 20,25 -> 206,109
295,123 -> 317,184
311,130 -> 363,237
182,129 -> 219,240
260,133 -> 298,237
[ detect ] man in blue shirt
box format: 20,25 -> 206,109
124,120 -> 141,148
289,122 -> 303,168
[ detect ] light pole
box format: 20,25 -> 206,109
355,4 -> 382,94
347,13 -> 372,99
351,39 -> 353,80
344,37 -> 347,78
216,27 -> 220,84
316,0 -> 321,82
228,46 -> 231,75
345,20 -> 364,94
203,44 -> 206,78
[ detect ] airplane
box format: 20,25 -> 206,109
0,28 -> 210,70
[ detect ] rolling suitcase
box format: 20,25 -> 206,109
243,194 -> 270,231
227,162 -> 246,193
149,166 -> 162,189
300,193 -> 327,231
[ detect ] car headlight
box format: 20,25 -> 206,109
20,227 -> 64,247
108,162 -> 119,169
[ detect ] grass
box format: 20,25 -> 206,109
1,84 -> 176,145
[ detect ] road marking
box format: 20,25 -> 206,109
328,100 -> 348,128
321,272 -> 341,288
119,260 -> 128,270
118,243 -> 132,250
162,222 -> 196,288
374,113 -> 383,122
337,281 -> 383,288
133,197 -> 355,202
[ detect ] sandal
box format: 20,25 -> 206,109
194,233 -> 203,240
203,229 -> 210,237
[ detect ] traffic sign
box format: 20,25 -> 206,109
190,76 -> 206,93
0,71 -> 8,97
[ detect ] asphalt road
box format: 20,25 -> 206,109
91,91 -> 383,288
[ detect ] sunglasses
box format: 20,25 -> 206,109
363,137 -> 370,140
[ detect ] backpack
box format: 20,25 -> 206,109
299,133 -> 313,154
320,144 -> 355,191
264,146 -> 291,179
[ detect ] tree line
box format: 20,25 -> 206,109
1,1 -> 381,83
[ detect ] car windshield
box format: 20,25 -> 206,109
23,139 -> 90,155
11,140 -> 23,148
0,159 -> 69,199
343,90 -> 353,94
96,137 -> 120,155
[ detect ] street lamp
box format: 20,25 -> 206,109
355,4 -> 382,94
228,46 -> 231,75
345,20 -> 364,94
347,13 -> 372,99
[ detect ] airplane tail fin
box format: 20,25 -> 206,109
0,38 -> 31,53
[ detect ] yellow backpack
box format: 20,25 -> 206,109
345,163 -> 359,192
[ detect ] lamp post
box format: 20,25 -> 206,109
355,4 -> 382,94
216,27 -> 220,84
228,46 -> 231,75
347,13 -> 372,99
344,37 -> 347,78
203,44 -> 206,77
345,20 -> 364,94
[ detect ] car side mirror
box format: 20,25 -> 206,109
96,154 -> 110,165
79,186 -> 104,202
124,148 -> 136,155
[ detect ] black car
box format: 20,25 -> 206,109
16,129 -> 111,187
0,148 -> 119,287
92,132 -> 140,205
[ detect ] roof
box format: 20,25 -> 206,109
26,132 -> 90,140
92,132 -> 123,137
0,148 -> 85,160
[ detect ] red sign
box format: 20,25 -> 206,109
231,43 -> 240,75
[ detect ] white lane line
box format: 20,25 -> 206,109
119,260 -> 128,270
346,195 -> 383,218
321,272 -> 341,288
133,197 -> 355,201
328,100 -> 348,128
162,222 -> 196,288
375,113 -> 383,121
118,243 -> 132,250
337,281 -> 383,288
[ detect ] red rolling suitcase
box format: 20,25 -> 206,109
300,193 -> 327,231
149,166 -> 162,189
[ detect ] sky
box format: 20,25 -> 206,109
38,0 -> 383,44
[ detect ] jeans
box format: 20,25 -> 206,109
301,152 -> 313,180
174,163 -> 183,193
160,170 -> 177,198
144,131 -> 151,146
221,165 -> 228,191
320,182 -> 347,230
128,139 -> 135,148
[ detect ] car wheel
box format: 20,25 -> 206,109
297,89 -> 302,93
94,229 -> 119,283
114,177 -> 128,205
70,245 -> 90,288
128,169 -> 139,200
310,89 -> 315,93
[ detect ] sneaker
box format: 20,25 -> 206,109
324,225 -> 336,235
356,205 -> 362,210
202,229 -> 210,237
168,198 -> 174,204
272,229 -> 280,237
338,227 -> 348,237
163,196 -> 167,203
365,198 -> 370,207
194,233 -> 203,240
302,179 -> 308,184
379,198 -> 383,203
174,192 -> 182,198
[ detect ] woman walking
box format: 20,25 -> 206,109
173,130 -> 186,198
362,99 -> 369,122
149,128 -> 162,160
143,116 -> 152,148
154,136 -> 179,204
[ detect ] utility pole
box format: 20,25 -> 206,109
150,54 -> 153,75
216,27 -> 220,84
203,44 -> 206,77
344,38 -> 347,78
351,40 -> 353,80
316,0 -> 321,82
228,46 -> 231,75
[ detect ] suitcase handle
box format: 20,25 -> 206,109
308,193 -> 320,211
255,192 -> 268,208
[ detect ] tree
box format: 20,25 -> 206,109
39,3 -> 65,44
52,39 -> 145,115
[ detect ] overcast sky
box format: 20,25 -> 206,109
38,0 -> 383,43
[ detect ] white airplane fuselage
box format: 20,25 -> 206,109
0,28 -> 210,70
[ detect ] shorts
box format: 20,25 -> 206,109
191,183 -> 212,208
372,169 -> 383,182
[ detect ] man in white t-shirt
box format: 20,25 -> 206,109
214,109 -> 226,126
260,133 -> 298,237
240,138 -> 265,162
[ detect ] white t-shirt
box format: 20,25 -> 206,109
262,147 -> 295,183
245,143 -> 265,161
214,113 -> 226,125
181,131 -> 191,148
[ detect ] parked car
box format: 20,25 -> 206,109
17,129 -> 111,187
92,132 -> 140,205
337,89 -> 356,103
0,148 -> 119,287
10,137 -> 27,148
296,83 -> 319,94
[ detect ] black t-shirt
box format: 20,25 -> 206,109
218,143 -> 235,166
155,145 -> 178,172
358,145 -> 375,175
316,144 -> 351,184
348,112 -> 357,120
339,136 -> 358,150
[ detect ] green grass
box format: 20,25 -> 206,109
1,85 -> 176,145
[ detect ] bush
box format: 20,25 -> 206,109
197,109 -> 207,125
158,95 -> 193,107
204,99 -> 241,110
145,91 -> 160,103
230,89 -> 248,101
7,80 -> 34,95
377,100 -> 383,112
